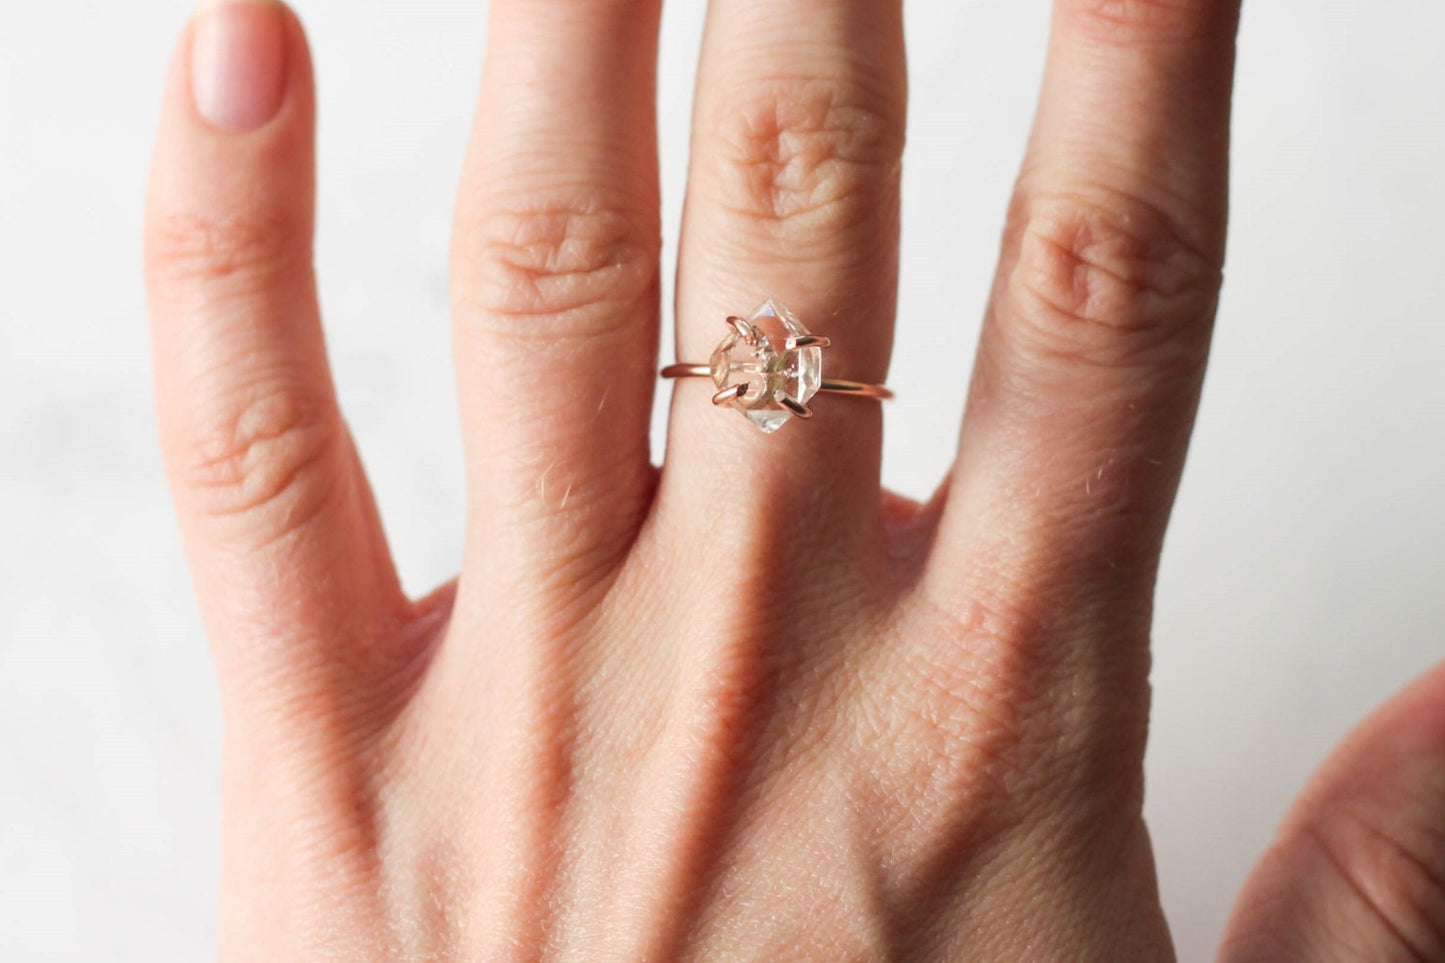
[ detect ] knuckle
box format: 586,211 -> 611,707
174,383 -> 344,537
453,190 -> 659,338
1003,189 -> 1223,368
708,76 -> 904,236
1060,0 -> 1228,44
146,210 -> 303,288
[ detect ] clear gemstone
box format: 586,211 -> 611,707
708,298 -> 823,433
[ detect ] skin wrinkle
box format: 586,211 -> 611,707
1347,815 -> 1445,952
146,208 -> 308,288
1301,822 -> 1435,963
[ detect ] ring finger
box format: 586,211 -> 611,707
659,0 -> 908,564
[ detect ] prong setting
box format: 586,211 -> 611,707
713,383 -> 748,406
726,315 -> 754,340
779,396 -> 813,419
708,299 -> 825,433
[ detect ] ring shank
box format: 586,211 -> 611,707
660,363 -> 893,400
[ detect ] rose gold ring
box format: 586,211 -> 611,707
660,298 -> 893,434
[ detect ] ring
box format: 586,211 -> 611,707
661,299 -> 893,434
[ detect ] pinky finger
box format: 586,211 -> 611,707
146,1 -> 408,711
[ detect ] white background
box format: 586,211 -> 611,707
3,1 -> 1444,959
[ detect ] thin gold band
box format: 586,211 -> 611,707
660,363 -> 894,401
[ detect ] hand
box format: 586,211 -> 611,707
144,1 -> 1445,959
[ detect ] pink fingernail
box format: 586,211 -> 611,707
191,1 -> 288,132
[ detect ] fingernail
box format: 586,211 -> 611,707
191,0 -> 288,132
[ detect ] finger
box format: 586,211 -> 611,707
1220,659 -> 1445,962
928,1 -> 1241,624
146,1 -> 406,701
659,0 -> 907,552
449,0 -> 664,593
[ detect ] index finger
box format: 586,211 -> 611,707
929,0 -> 1241,628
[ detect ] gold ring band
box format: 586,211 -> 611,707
660,298 -> 892,434
660,364 -> 894,401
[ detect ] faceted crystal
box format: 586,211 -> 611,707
708,299 -> 823,433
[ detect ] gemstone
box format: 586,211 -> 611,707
708,299 -> 823,433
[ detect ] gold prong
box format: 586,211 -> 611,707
779,396 -> 813,419
726,316 -> 753,338
713,384 -> 748,406
785,335 -> 831,351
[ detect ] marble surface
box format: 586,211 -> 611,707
3,0 -> 1443,958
